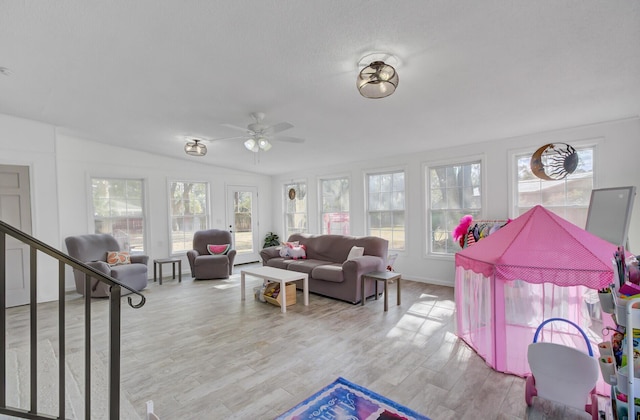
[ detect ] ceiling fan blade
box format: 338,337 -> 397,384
220,123 -> 251,133
273,135 -> 305,144
268,122 -> 294,134
208,135 -> 249,142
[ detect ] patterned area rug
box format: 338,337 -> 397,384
275,377 -> 430,420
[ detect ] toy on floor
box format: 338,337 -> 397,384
525,317 -> 599,420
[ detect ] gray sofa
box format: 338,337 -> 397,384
259,233 -> 388,304
65,234 -> 149,297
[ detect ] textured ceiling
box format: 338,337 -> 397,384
1,1 -> 639,175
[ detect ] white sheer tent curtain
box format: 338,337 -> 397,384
455,266 -> 611,394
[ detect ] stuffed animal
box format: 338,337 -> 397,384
279,241 -> 306,259
288,244 -> 307,260
279,241 -> 300,258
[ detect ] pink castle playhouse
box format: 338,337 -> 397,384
455,205 -> 619,394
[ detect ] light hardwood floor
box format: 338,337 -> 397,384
4,264 -> 606,419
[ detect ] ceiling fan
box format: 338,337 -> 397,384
216,112 -> 305,152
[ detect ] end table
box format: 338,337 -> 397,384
361,271 -> 401,311
153,258 -> 182,285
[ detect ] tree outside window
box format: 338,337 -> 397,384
170,181 -> 209,253
284,181 -> 307,239
92,178 -> 145,253
367,171 -> 405,250
320,177 -> 350,235
428,162 -> 481,254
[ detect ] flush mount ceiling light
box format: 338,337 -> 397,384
184,139 -> 207,156
357,53 -> 400,99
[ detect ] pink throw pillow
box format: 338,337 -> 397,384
207,244 -> 231,255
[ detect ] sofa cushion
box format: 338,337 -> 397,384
311,263 -> 344,283
266,258 -> 296,270
286,259 -> 332,275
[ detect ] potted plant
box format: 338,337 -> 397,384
263,232 -> 280,248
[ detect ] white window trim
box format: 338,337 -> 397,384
87,174 -> 149,254
422,153 -> 486,259
506,137 -> 602,219
363,166 -> 408,253
166,178 -> 211,256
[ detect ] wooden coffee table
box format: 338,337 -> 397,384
240,266 -> 309,313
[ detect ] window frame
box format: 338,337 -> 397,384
365,168 -> 407,252
507,139 -> 600,223
318,175 -> 351,235
89,176 -> 148,254
283,180 -> 308,239
167,179 -> 211,256
424,154 -> 486,258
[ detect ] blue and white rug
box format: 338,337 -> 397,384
275,377 -> 430,420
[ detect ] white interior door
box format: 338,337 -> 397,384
0,165 -> 32,307
226,186 -> 260,265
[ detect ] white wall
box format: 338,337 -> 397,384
0,113 -> 273,299
0,114 -> 61,302
2,112 -> 638,295
56,134 -> 273,291
271,117 -> 640,286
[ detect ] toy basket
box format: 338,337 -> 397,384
263,282 -> 296,307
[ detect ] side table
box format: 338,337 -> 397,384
361,271 -> 401,311
153,258 -> 182,285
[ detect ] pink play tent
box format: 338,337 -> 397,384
455,205 -> 618,394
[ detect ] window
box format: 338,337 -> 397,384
320,177 -> 350,235
169,181 -> 209,254
91,178 -> 145,253
367,171 -> 405,250
514,145 -> 594,226
428,161 -> 481,255
284,181 -> 307,239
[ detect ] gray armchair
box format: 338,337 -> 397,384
65,234 -> 148,297
187,229 -> 236,280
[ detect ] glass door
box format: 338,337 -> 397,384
226,186 -> 260,264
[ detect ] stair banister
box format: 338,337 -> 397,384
0,219 -> 145,420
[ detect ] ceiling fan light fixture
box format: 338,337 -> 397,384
244,138 -> 259,152
357,60 -> 399,99
258,138 -> 272,151
184,139 -> 207,156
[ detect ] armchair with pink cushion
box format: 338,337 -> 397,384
186,229 -> 236,280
